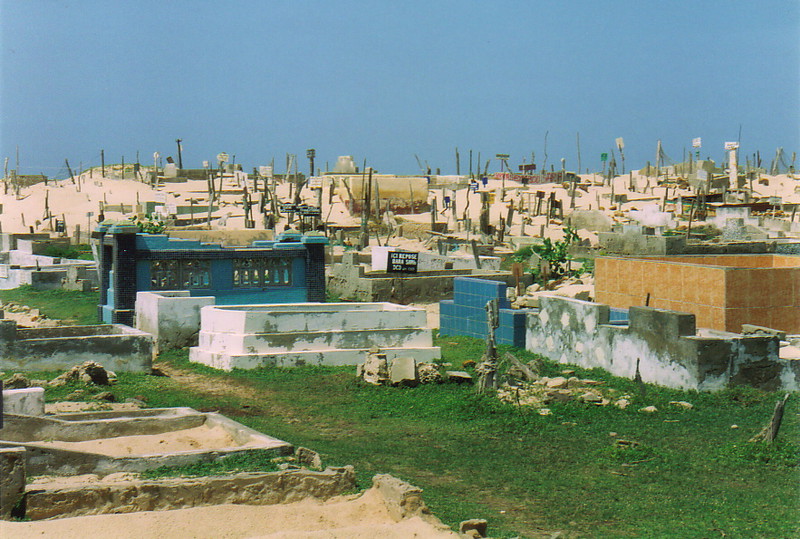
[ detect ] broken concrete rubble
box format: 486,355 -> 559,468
48,361 -> 115,387
360,349 -> 390,385
390,356 -> 419,386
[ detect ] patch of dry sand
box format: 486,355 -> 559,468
1,488 -> 459,538
44,401 -> 142,414
35,424 -> 256,456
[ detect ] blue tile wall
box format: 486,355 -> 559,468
440,277 -> 530,348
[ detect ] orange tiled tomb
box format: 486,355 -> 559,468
595,254 -> 800,334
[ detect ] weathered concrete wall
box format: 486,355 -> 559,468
525,294 -> 798,391
0,252 -> 96,291
135,291 -> 215,353
1,233 -> 50,252
0,447 -> 25,519
328,253 -> 519,304
598,229 -> 776,256
24,466 -> 356,520
0,321 -> 152,373
167,229 -> 275,246
0,408 -> 206,444
565,209 -> 614,232
190,303 -> 440,370
1,409 -> 293,477
2,387 -> 45,416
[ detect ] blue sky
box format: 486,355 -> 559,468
1,1 -> 798,177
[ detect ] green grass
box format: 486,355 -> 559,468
0,286 -> 99,325
42,243 -> 95,261
22,339 -> 799,538
5,288 -> 798,537
141,450 -> 282,479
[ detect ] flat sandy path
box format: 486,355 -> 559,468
1,487 -> 458,538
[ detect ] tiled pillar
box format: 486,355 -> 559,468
302,233 -> 329,302
93,222 -> 112,321
109,224 -> 139,326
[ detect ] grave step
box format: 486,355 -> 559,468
197,327 -> 434,354
189,346 -> 442,371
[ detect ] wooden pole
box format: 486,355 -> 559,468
65,159 -> 76,186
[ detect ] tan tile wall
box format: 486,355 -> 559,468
595,256 -> 800,333
646,254 -> 779,268
773,255 -> 800,268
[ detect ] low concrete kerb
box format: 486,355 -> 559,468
0,447 -> 26,519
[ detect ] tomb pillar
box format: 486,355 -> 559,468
302,232 -> 329,302
93,221 -> 113,322
108,223 -> 140,325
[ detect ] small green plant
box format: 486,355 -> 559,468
129,215 -> 166,234
43,244 -> 95,261
526,226 -> 580,283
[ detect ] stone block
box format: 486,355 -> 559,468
2,386 -> 45,416
741,324 -> 787,341
372,474 -> 427,521
24,467 -> 356,520
445,371 -> 472,383
362,351 -> 389,385
390,356 -> 418,386
459,518 -> 488,537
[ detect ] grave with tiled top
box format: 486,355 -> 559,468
439,276 -> 531,347
95,223 -> 327,326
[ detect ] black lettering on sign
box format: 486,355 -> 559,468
388,251 -> 418,273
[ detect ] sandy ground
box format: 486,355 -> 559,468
3,167 -> 797,239
34,424 -> 256,456
1,488 -> 459,539
44,401 -> 143,414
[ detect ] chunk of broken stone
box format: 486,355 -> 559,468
639,406 -> 658,413
669,401 -> 694,410
361,351 -> 389,385
545,389 -> 572,403
546,376 -> 568,389
295,446 -> 323,470
390,356 -> 419,387
49,361 -> 112,387
459,519 -> 488,538
93,391 -> 116,402
79,362 -> 110,385
614,398 -> 631,409
445,371 -> 473,383
417,363 -> 443,384
3,373 -> 31,389
579,391 -> 603,403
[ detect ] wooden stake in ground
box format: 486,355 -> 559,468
476,298 -> 500,393
750,393 -> 790,444
470,239 -> 482,270
685,198 -> 696,240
